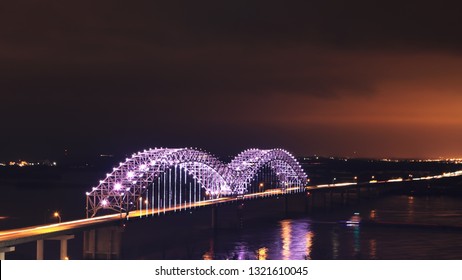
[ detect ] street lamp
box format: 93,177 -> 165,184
53,211 -> 61,223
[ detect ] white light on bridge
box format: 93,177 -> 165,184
127,171 -> 135,179
85,147 -> 308,217
114,183 -> 122,191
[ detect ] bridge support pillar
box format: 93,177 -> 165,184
323,191 -> 327,209
84,226 -> 123,259
310,192 -> 315,211
47,235 -> 74,260
305,192 -> 311,214
36,239 -> 44,260
0,246 -> 15,260
36,235 -> 74,260
211,204 -> 217,229
345,189 -> 350,205
329,190 -> 333,209
61,239 -> 68,260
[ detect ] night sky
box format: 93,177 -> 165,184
2,1 -> 462,160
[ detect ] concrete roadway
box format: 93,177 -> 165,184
0,187 -> 303,247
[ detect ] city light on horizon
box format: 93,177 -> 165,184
2,143 -> 462,261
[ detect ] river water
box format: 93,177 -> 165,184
143,195 -> 462,260
2,183 -> 462,259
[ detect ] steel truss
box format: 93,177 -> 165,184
86,148 -> 307,217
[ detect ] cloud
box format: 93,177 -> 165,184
2,1 -> 462,159
2,0 -> 462,101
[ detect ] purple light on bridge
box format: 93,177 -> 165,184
127,171 -> 135,179
85,147 -> 308,217
114,183 -> 122,191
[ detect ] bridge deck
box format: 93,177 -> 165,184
0,187 -> 304,248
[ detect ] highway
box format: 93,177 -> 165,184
0,187 -> 304,247
2,168 -> 461,247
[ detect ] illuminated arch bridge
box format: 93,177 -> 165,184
86,148 -> 307,217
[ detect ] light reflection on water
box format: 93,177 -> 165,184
281,220 -> 291,260
353,225 -> 360,256
198,218 -> 316,260
407,196 -> 415,224
256,247 -> 268,260
194,195 -> 462,260
3,183 -> 462,259
305,231 -> 314,260
369,239 -> 377,259
202,239 -> 214,260
277,219 -> 316,260
331,229 -> 339,259
205,218 -> 316,260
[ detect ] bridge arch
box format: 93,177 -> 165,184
86,147 -> 307,217
86,148 -> 230,217
228,148 -> 307,194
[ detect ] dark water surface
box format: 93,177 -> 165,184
146,195 -> 462,260
2,183 -> 462,259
